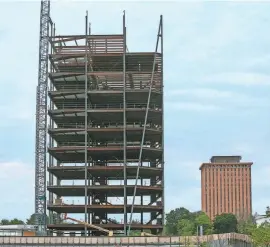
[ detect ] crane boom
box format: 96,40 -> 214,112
35,0 -> 51,235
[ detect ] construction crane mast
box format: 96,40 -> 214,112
35,0 -> 51,235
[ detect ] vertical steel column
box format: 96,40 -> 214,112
53,23 -> 61,228
122,11 -> 127,236
48,20 -> 54,227
160,14 -> 165,230
35,0 -> 51,235
88,22 -> 92,232
84,11 -> 89,236
141,178 -> 143,231
128,16 -> 162,235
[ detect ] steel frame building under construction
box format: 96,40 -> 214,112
45,12 -> 164,236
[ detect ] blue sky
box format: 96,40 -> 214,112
0,0 -> 270,221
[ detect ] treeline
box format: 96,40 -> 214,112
1,208 -> 270,245
1,218 -> 25,225
0,213 -> 64,226
164,207 -> 249,235
0,214 -> 36,225
164,207 -> 270,245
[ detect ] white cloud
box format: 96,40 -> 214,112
169,3 -> 268,64
245,54 -> 270,69
166,102 -> 220,112
202,72 -> 270,86
166,88 -> 269,113
165,158 -> 202,212
167,88 -> 235,99
0,98 -> 36,126
179,12 -> 242,62
5,104 -> 34,120
167,160 -> 201,182
166,187 -> 201,212
176,161 -> 201,182
0,161 -> 34,220
231,143 -> 254,156
252,164 -> 270,214
253,165 -> 270,188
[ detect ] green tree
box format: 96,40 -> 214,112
27,213 -> 49,224
177,218 -> 195,236
250,223 -> 270,246
237,216 -> 255,234
1,219 -> 10,225
0,218 -> 25,225
27,213 -> 60,225
235,210 -> 256,235
191,211 -> 202,219
165,207 -> 191,235
195,212 -> 213,234
9,218 -> 24,225
26,214 -> 36,224
213,213 -> 238,233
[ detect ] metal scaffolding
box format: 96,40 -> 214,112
46,12 -> 164,236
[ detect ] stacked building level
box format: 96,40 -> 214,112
47,14 -> 164,236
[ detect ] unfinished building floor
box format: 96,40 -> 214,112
47,14 -> 164,236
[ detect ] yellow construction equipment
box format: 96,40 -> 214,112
63,213 -> 113,236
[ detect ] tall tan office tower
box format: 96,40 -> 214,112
200,156 -> 253,220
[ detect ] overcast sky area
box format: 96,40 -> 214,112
0,0 -> 270,221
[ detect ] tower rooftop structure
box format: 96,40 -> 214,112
210,155 -> 242,163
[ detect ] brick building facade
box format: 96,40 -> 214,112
200,156 -> 253,220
